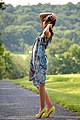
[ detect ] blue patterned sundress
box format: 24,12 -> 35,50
29,33 -> 52,87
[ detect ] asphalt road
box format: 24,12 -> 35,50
0,80 -> 80,120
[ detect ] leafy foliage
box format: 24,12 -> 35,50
47,43 -> 80,74
0,2 -> 80,52
0,43 -> 27,79
0,0 -> 5,10
0,2 -> 80,77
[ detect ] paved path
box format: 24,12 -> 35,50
0,80 -> 80,120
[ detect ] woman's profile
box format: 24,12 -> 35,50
29,12 -> 57,118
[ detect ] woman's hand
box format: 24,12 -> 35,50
47,24 -> 52,28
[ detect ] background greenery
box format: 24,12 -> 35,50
0,2 -> 80,79
0,1 -> 80,115
0,2 -> 80,52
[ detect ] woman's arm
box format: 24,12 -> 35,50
39,13 -> 52,29
43,24 -> 52,42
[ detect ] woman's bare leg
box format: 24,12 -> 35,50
36,86 -> 53,111
36,86 -> 45,111
45,88 -> 53,110
39,86 -> 45,111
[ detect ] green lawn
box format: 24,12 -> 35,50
10,74 -> 80,115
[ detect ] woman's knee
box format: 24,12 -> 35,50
36,86 -> 40,90
36,85 -> 44,90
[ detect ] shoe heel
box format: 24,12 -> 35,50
35,107 -> 47,119
51,106 -> 55,117
52,110 -> 55,117
52,107 -> 55,116
42,106 -> 55,118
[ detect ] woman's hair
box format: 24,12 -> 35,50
43,14 -> 56,27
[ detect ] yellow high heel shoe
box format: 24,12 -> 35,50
42,106 -> 55,118
35,107 -> 47,119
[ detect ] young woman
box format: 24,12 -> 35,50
29,13 -> 57,118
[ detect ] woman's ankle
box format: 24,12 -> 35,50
47,105 -> 53,111
40,106 -> 45,111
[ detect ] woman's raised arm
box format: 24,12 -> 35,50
39,13 -> 52,29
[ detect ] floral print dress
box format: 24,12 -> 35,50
29,33 -> 52,87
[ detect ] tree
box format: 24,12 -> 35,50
0,43 -> 5,79
0,0 -> 5,10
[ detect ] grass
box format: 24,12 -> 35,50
12,53 -> 29,60
9,74 -> 80,115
